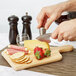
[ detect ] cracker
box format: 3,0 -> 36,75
10,52 -> 25,61
15,56 -> 27,63
26,58 -> 33,64
15,56 -> 30,64
20,56 -> 30,64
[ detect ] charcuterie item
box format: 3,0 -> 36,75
6,49 -> 30,55
8,45 -> 27,51
24,40 -> 50,51
26,58 -> 33,64
10,52 -> 25,61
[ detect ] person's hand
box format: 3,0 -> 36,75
37,2 -> 68,29
51,19 -> 76,41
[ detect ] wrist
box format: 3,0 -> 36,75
55,2 -> 68,14
63,1 -> 73,11
60,1 -> 70,12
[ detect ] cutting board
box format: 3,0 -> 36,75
1,45 -> 73,71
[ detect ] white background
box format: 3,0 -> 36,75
0,1 -> 76,76
0,0 -> 67,34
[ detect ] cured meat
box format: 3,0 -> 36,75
8,45 -> 27,51
6,49 -> 29,55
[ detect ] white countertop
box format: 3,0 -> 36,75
0,65 -> 55,76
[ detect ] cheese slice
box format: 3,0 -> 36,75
24,40 -> 50,51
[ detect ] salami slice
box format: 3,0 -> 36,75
6,49 -> 29,55
8,45 -> 27,51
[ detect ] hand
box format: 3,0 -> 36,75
51,19 -> 76,41
37,2 -> 68,29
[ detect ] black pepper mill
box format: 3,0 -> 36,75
22,12 -> 32,39
8,15 -> 19,44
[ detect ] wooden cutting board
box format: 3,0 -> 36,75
1,45 -> 73,71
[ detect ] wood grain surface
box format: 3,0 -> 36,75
0,46 -> 76,76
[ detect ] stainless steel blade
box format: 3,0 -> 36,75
36,33 -> 51,43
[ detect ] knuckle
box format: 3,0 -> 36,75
59,31 -> 64,35
64,37 -> 68,41
68,36 -> 73,41
64,38 -> 68,41
63,33 -> 69,38
60,32 -> 64,35
63,34 -> 69,41
51,14 -> 57,20
41,7 -> 46,11
64,35 -> 68,39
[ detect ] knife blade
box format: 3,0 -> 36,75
36,33 -> 51,43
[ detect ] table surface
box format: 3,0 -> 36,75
0,33 -> 76,76
0,46 -> 76,76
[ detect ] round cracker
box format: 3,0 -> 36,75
15,56 -> 27,63
14,56 -> 30,64
19,56 -> 30,64
26,58 -> 33,64
10,52 -> 25,61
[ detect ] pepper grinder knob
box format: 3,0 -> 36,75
21,12 -> 32,39
8,15 -> 19,23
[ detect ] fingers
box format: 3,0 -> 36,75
63,33 -> 69,41
37,9 -> 46,29
42,16 -> 48,27
52,30 -> 75,41
37,14 -> 45,28
58,33 -> 63,42
51,27 -> 59,39
52,27 -> 69,41
45,14 -> 57,29
68,36 -> 74,41
37,7 -> 58,29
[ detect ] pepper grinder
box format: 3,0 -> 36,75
21,12 -> 32,39
8,15 -> 19,44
